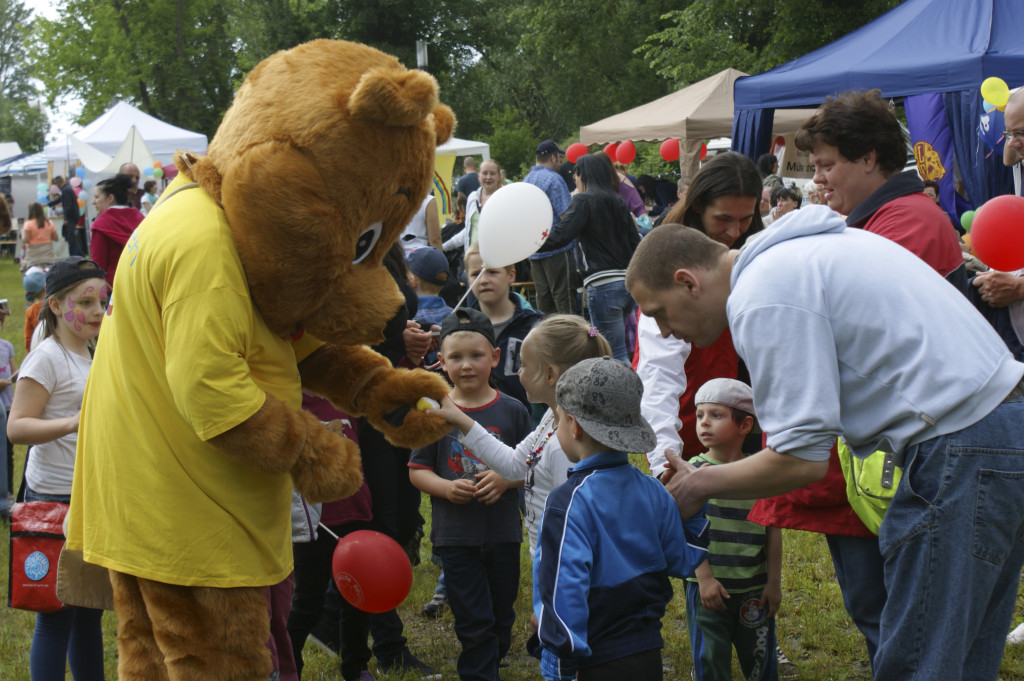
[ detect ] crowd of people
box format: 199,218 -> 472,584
4,87 -> 1024,681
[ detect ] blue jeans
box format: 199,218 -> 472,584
437,543 -> 520,681
24,485 -> 105,681
586,279 -> 635,363
875,397 -> 1024,681
825,534 -> 885,672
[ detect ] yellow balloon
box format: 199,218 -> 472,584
981,77 -> 1010,108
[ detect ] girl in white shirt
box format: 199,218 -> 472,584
9,256 -> 108,681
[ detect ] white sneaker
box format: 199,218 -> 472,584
1007,622 -> 1024,645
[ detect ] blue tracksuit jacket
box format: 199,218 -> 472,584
533,451 -> 709,680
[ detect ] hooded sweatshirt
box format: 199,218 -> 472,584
728,205 -> 1022,463
90,205 -> 145,287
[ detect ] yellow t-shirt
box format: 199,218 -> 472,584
67,176 -> 321,587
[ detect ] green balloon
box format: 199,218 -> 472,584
153,168 -> 164,179
961,210 -> 975,232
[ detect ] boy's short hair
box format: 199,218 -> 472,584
440,307 -> 495,348
626,224 -> 726,291
407,247 -> 449,286
465,242 -> 515,274
556,357 -> 656,453
695,378 -> 755,424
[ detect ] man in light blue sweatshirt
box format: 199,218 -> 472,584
626,206 -> 1024,681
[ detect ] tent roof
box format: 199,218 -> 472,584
735,0 -> 1024,110
43,101 -> 208,162
0,151 -> 48,175
580,68 -> 813,145
437,136 -> 490,160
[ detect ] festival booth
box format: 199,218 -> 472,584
579,69 -> 813,182
43,101 -> 208,175
732,0 -> 1024,216
434,136 -> 490,222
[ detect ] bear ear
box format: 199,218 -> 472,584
174,151 -> 222,204
432,105 -> 455,146
347,67 -> 439,128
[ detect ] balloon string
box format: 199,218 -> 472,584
452,270 -> 483,310
318,523 -> 340,541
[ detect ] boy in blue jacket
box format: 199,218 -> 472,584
534,357 -> 709,681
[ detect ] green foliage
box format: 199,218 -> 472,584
33,0 -> 239,139
479,106 -> 537,179
639,0 -> 903,88
0,0 -> 47,151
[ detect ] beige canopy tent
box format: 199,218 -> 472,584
579,68 -> 814,181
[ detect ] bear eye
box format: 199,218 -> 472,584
352,221 -> 383,264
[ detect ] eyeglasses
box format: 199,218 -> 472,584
1003,130 -> 1024,141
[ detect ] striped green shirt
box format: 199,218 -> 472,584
686,453 -> 767,593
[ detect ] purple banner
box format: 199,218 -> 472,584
904,92 -> 958,222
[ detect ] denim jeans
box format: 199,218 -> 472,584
875,397 -> 1024,681
24,484 -> 105,681
825,534 -> 885,672
585,279 -> 636,363
437,543 -> 520,681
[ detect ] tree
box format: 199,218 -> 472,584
0,0 -> 48,151
34,0 -> 238,139
639,0 -> 902,88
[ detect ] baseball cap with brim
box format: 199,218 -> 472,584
407,247 -> 450,286
46,257 -> 106,296
536,140 -> 565,156
440,307 -> 496,348
23,268 -> 46,303
556,357 -> 656,453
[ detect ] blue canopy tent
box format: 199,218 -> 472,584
731,0 -> 1024,206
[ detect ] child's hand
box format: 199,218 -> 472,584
446,478 -> 477,504
474,470 -> 516,505
759,581 -> 782,618
430,395 -> 475,435
697,574 -> 730,611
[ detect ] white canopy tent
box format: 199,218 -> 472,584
437,136 -> 491,161
43,102 -> 207,166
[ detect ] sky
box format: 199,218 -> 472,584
22,0 -> 82,146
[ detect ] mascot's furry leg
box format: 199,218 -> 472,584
111,570 -> 272,681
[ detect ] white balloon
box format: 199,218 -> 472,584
477,182 -> 554,268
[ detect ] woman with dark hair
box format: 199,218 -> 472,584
538,153 -> 640,361
90,173 -> 145,287
757,152 -> 782,189
663,151 -> 765,249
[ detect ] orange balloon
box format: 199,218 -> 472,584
77,198 -> 85,208
153,161 -> 163,169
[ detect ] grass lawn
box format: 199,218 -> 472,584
0,254 -> 1022,679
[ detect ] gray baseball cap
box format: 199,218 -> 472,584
555,357 -> 656,454
694,378 -> 754,415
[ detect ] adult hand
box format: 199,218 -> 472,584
972,271 -> 1024,308
663,451 -> 705,518
403,320 -> 432,364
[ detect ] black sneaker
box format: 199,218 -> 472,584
421,592 -> 448,618
377,649 -> 441,680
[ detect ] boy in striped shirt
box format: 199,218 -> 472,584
686,378 -> 781,681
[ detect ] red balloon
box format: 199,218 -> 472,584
616,140 -> 636,164
603,143 -> 618,160
332,530 -> 412,613
660,138 -> 680,162
700,142 -> 708,161
566,142 -> 587,164
971,195 -> 1024,271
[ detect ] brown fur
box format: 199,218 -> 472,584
111,570 -> 271,681
117,39 -> 457,679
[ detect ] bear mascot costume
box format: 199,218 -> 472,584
64,40 -> 455,680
